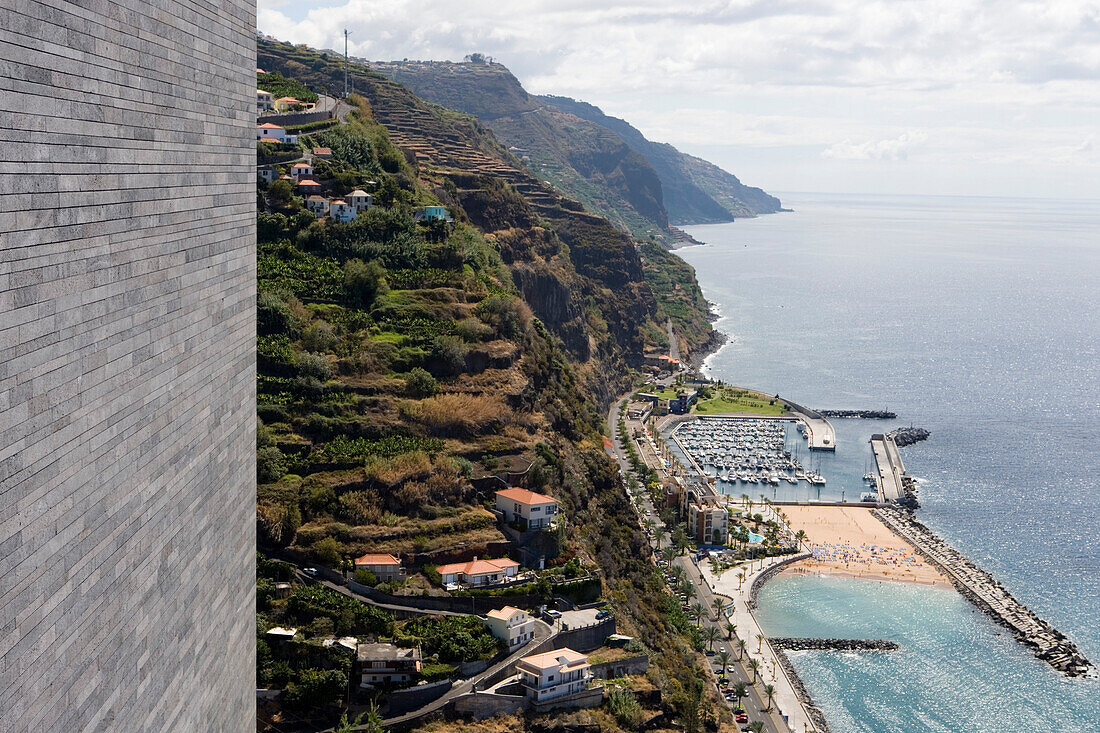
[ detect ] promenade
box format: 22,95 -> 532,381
870,434 -> 905,501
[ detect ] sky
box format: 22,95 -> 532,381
258,1 -> 1100,199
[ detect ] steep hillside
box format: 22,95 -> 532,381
255,39 -> 727,731
370,60 -> 671,240
541,95 -> 783,222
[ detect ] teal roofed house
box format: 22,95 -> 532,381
422,205 -> 450,221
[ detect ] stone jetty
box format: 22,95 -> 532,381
874,507 -> 1093,677
818,409 -> 896,419
888,426 -> 930,447
771,638 -> 899,652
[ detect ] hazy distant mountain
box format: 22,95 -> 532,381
540,95 -> 781,223
369,60 -> 780,237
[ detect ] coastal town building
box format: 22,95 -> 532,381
296,179 -> 322,195
681,481 -> 728,544
274,96 -> 313,112
257,122 -> 286,142
484,606 -> 535,649
330,200 -> 356,223
669,389 -> 699,415
436,557 -> 520,589
312,147 -> 333,159
495,488 -> 559,530
258,167 -> 276,184
354,553 -> 405,582
516,648 -> 593,702
356,643 -> 422,687
290,162 -> 313,180
257,89 -> 274,112
306,195 -> 330,216
348,189 -> 373,212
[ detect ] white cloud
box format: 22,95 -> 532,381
822,131 -> 928,161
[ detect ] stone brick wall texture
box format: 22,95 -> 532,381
0,2 -> 256,730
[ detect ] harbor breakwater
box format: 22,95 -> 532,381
888,426 -> 930,447
817,409 -> 896,419
874,507 -> 1093,678
771,638 -> 899,652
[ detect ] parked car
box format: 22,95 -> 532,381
544,610 -> 562,621
302,567 -> 318,577
595,609 -> 612,620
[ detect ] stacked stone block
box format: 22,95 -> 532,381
0,1 -> 256,730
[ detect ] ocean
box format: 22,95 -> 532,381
679,193 -> 1100,732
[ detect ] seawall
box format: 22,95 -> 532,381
874,508 -> 1092,677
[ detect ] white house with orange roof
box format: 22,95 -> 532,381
353,553 -> 404,582
515,647 -> 593,702
295,179 -> 322,196
256,122 -> 286,142
484,606 -> 534,649
348,189 -> 373,213
329,200 -> 356,223
436,557 -> 519,589
495,488 -> 559,531
289,162 -> 313,180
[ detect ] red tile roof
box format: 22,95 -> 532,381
355,553 -> 400,566
496,487 -> 557,506
436,558 -> 519,577
257,123 -> 284,130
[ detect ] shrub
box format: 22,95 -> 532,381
284,668 -> 347,710
608,687 -> 643,728
474,294 -> 522,339
296,351 -> 332,381
353,569 -> 378,587
344,258 -> 388,306
429,335 -> 468,376
311,536 -> 343,567
302,320 -> 338,352
404,367 -> 438,398
409,393 -> 510,437
258,446 -> 287,484
268,179 -> 293,204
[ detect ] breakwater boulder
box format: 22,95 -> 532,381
889,427 -> 930,446
771,638 -> 899,652
818,409 -> 896,419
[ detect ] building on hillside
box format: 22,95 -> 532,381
516,648 -> 593,702
257,89 -> 273,112
256,122 -> 285,142
312,147 -> 333,160
289,162 -> 313,180
330,200 -> 356,223
484,606 -> 534,649
305,195 -> 330,216
494,488 -> 559,531
625,400 -> 652,421
669,389 -> 698,415
348,189 -> 373,212
274,96 -> 312,112
356,643 -> 422,687
417,205 -> 452,222
681,481 -> 728,545
295,179 -> 322,196
257,67 -> 266,73
353,553 -> 404,581
436,557 -> 520,589
258,167 -> 276,184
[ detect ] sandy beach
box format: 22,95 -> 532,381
781,505 -> 948,586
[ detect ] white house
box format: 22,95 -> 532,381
289,162 -> 313,180
484,606 -> 534,649
305,195 -> 330,217
329,200 -> 356,223
348,189 -> 373,213
516,647 -> 593,702
258,167 -> 276,184
495,487 -> 559,531
436,557 -> 519,588
257,89 -> 274,112
256,122 -> 285,142
353,553 -> 403,581
356,643 -> 422,687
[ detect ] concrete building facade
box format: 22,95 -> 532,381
0,2 -> 256,730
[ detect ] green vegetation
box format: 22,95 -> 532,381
693,387 -> 789,416
258,70 -> 319,103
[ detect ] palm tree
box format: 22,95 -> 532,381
703,625 -> 720,650
794,529 -> 807,550
737,570 -> 746,590
689,603 -> 705,627
748,721 -> 765,733
717,650 -> 731,674
747,657 -> 760,683
742,494 -> 752,514
661,546 -> 677,567
732,681 -> 748,712
712,596 -> 725,619
736,638 -> 747,660
763,683 -> 776,712
679,579 -> 695,601
756,633 -> 765,654
724,619 -> 737,640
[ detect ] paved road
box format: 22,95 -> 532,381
609,394 -> 790,733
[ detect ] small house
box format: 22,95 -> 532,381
421,205 -> 449,222
436,557 -> 519,589
353,553 -> 404,582
495,488 -> 559,531
330,200 -> 356,223
356,643 -> 422,687
289,162 -> 313,180
305,195 -> 330,217
256,123 -> 286,142
295,179 -> 322,195
348,189 -> 373,212
257,167 -> 276,184
484,606 -> 534,649
274,96 -> 308,112
257,89 -> 274,112
516,648 -> 593,702
312,147 -> 333,160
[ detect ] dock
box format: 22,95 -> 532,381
782,399 -> 836,451
875,507 -> 1093,678
870,433 -> 905,501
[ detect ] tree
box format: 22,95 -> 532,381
269,178 -> 293,204
794,529 -> 807,549
702,625 -> 720,649
284,668 -> 348,710
312,536 -> 343,567
724,619 -> 737,640
737,638 -> 747,660
748,721 -> 765,733
712,597 -> 725,619
737,570 -> 746,590
747,657 -> 760,683
689,603 -> 705,628
756,633 -> 765,654
717,650 -> 731,674
661,546 -> 677,567
763,683 -> 776,712
732,681 -> 748,712
404,367 -> 438,398
343,258 -> 387,305
257,446 -> 286,484
334,712 -> 366,733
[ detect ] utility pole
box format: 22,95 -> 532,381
343,28 -> 350,98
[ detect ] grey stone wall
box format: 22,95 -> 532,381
0,2 -> 256,731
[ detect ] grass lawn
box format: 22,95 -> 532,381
638,387 -> 681,400
693,388 -> 789,416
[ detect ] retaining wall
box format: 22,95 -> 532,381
384,680 -> 452,716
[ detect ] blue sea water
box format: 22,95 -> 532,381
679,193 -> 1100,732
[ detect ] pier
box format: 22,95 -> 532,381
870,433 -> 906,501
782,399 -> 836,451
874,507 -> 1093,678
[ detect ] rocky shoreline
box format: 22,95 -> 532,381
771,638 -> 900,652
771,648 -> 831,733
889,426 -> 930,447
874,507 -> 1093,678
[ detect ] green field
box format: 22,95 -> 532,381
639,387 -> 681,401
693,388 -> 789,416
